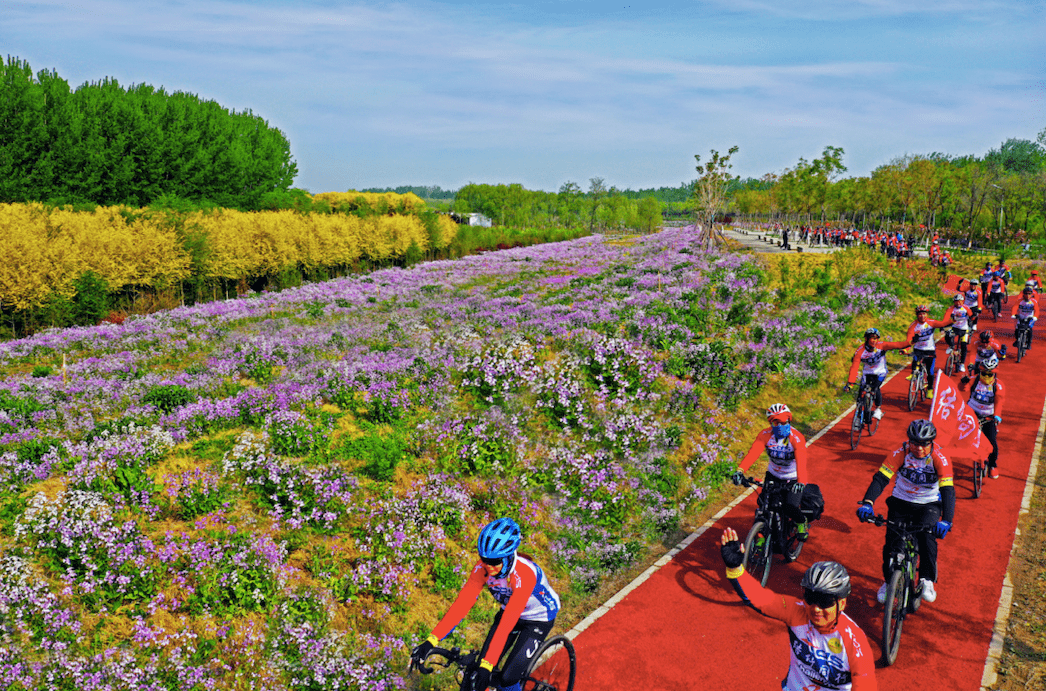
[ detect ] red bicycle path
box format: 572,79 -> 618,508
567,309 -> 1043,690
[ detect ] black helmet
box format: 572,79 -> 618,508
907,419 -> 937,444
801,561 -> 851,598
980,329 -> 992,343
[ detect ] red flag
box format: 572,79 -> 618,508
930,370 -> 990,461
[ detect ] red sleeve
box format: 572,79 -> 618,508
728,570 -> 807,626
846,346 -> 863,385
933,447 -> 954,487
792,430 -> 809,484
430,564 -> 486,641
930,317 -> 952,329
904,321 -> 917,344
880,340 -> 909,351
738,429 -> 772,472
481,561 -> 538,667
1035,302 -> 1041,320
841,617 -> 878,690
1011,301 -> 1020,317
995,379 -> 1005,418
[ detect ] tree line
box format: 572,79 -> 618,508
733,135 -> 1046,245
0,56 -> 297,210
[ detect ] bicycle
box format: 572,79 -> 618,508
969,415 -> 993,499
860,514 -> 932,666
990,294 -> 1002,322
941,330 -> 964,377
1015,319 -> 1032,363
907,356 -> 930,411
847,380 -> 880,450
410,637 -> 577,691
737,476 -> 804,587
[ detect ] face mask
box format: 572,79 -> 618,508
772,423 -> 791,439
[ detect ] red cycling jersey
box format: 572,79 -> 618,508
845,340 -> 909,385
738,427 -> 809,483
726,570 -> 877,690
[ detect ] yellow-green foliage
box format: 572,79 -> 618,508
311,191 -> 427,216
0,203 -> 191,310
0,194 -> 459,309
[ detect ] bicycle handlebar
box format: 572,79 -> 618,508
410,646 -> 476,675
738,476 -> 764,489
859,513 -> 934,534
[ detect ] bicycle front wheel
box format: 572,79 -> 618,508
907,371 -> 920,411
743,520 -> 773,587
524,635 -> 576,691
850,401 -> 864,450
973,460 -> 983,498
882,569 -> 906,666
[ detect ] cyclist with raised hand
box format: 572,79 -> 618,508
732,403 -> 822,542
844,327 -> 910,420
1011,285 -> 1040,350
943,293 -> 974,373
905,305 -> 953,399
857,420 -> 955,605
966,353 -> 1006,479
962,329 -> 1007,385
962,277 -> 985,331
410,518 -> 560,691
719,528 -> 877,690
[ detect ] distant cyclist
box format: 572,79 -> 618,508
986,272 -> 1006,316
962,329 -> 1006,385
962,277 -> 984,332
857,419 -> 955,605
733,403 -> 823,542
905,305 -> 954,398
964,354 -> 1005,479
410,518 -> 560,691
979,263 -> 994,302
719,528 -> 877,690
943,293 -> 974,373
1011,286 -> 1040,350
844,327 -> 909,420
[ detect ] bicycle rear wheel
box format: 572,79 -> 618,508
992,300 -> 1000,321
783,520 -> 804,563
973,460 -> 983,498
523,635 -> 576,691
867,394 -> 880,436
882,570 -> 906,666
1017,332 -> 1027,362
742,520 -> 773,587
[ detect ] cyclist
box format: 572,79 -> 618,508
732,403 -> 822,542
719,528 -> 877,690
979,263 -> 994,302
962,329 -> 1007,385
844,327 -> 910,420
857,419 -> 955,605
962,277 -> 984,331
994,260 -> 1012,293
905,305 -> 954,398
965,353 -> 1005,479
410,518 -> 561,691
986,272 -> 1006,317
1029,270 -> 1041,292
943,293 -> 974,373
1010,285 -> 1040,351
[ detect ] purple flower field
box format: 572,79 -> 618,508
0,227 -> 900,688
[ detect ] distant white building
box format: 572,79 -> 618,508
451,212 -> 493,227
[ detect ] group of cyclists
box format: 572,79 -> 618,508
719,262 -> 1040,689
407,252 -> 1040,691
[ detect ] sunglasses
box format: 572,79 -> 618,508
803,589 -> 838,609
480,556 -> 502,567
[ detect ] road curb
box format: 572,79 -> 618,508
980,390 -> 1046,690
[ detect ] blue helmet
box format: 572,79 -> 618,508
478,518 -> 521,560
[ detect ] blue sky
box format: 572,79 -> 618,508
4,0 -> 1044,193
